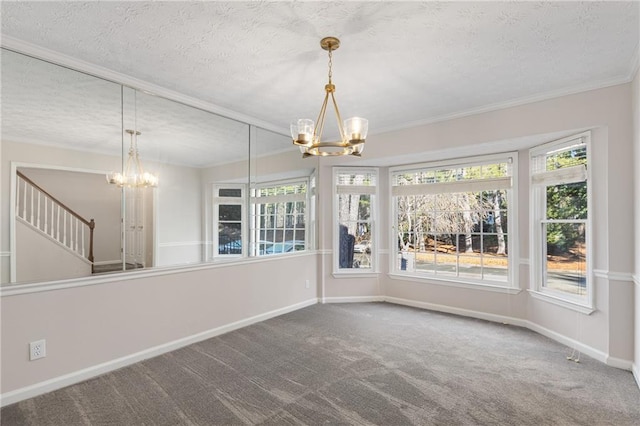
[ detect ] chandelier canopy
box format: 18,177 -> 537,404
291,37 -> 368,158
106,129 -> 158,188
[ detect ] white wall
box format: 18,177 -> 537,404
154,162 -> 203,266
16,220 -> 92,282
0,253 -> 317,400
318,82 -> 635,365
0,136 -> 4,284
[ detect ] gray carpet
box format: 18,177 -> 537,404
2,302 -> 639,425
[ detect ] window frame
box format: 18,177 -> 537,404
308,171 -> 317,251
212,184 -> 246,259
529,131 -> 593,313
333,167 -> 379,275
389,152 -> 519,292
250,177 -> 309,257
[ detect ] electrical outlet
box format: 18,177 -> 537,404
305,279 -> 310,289
29,339 -> 46,361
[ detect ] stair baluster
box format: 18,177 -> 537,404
16,171 -> 95,273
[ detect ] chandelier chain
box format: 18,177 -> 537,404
327,48 -> 333,83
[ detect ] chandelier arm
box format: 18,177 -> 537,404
135,152 -> 145,178
314,91 -> 330,144
124,152 -> 133,181
134,134 -> 145,178
329,91 -> 346,143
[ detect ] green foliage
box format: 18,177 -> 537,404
545,183 -> 586,254
546,182 -> 587,220
544,147 -> 587,254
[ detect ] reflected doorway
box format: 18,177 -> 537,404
124,187 -> 149,269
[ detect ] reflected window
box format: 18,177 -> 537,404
334,168 -> 377,272
213,185 -> 245,257
251,180 -> 307,256
531,133 -> 591,308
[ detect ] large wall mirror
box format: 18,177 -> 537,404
1,48 -> 315,286
2,48 -> 125,284
249,127 -> 318,256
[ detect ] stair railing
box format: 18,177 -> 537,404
16,171 -> 95,272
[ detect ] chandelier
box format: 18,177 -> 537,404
106,129 -> 158,188
291,37 -> 368,158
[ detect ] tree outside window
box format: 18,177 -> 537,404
391,155 -> 515,286
531,134 -> 590,305
335,169 -> 377,272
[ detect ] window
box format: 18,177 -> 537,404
213,185 -> 245,257
390,154 -> 516,287
251,179 -> 307,256
530,132 -> 591,310
334,168 -> 377,272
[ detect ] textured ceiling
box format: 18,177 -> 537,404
0,49 -> 288,168
1,1 -> 639,164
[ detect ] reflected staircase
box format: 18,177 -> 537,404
16,171 -> 95,273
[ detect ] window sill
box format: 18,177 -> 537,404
387,273 -> 521,294
528,289 -> 595,315
332,271 -> 379,279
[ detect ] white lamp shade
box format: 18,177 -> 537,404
291,119 -> 315,146
344,117 -> 368,142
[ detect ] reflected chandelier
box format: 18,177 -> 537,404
106,129 -> 158,188
291,37 -> 368,158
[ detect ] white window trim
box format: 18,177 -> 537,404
388,152 -> 519,290
212,184 -> 246,259
251,177 -> 309,256
333,167 -> 379,275
308,171 -> 317,251
529,131 -> 593,313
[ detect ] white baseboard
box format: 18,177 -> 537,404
384,296 -> 528,328
322,296 -> 384,304
605,356 -> 635,370
384,296 -> 637,375
0,298 -> 318,407
93,260 -> 122,266
523,321 -> 608,365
